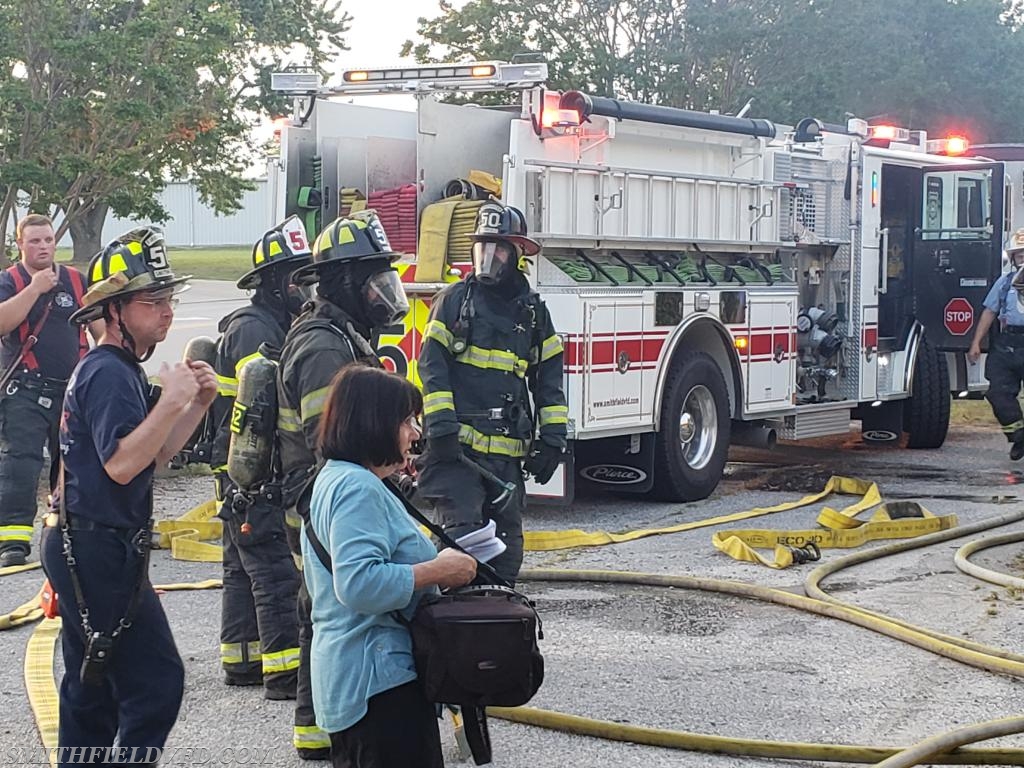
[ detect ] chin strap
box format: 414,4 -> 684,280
114,302 -> 155,363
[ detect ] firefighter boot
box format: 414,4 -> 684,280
1010,429 -> 1024,461
0,545 -> 28,567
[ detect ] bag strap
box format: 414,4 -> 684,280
381,477 -> 509,588
304,516 -> 333,572
302,476 -> 509,589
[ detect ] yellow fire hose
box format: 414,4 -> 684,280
873,716 -> 1024,768
22,580 -> 223,768
804,508 -> 1024,667
501,552 -> 1024,765
954,531 -> 1024,590
7,477 -> 1024,765
488,705 -> 1024,765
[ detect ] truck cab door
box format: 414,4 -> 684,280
911,162 -> 1004,352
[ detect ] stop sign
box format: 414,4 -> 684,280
944,297 -> 974,336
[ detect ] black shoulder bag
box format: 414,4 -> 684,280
304,477 -> 544,707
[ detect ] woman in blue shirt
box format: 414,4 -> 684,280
303,364 -> 477,768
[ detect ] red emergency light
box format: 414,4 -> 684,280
865,124 -> 911,147
272,116 -> 290,140
926,135 -> 970,156
532,90 -> 581,136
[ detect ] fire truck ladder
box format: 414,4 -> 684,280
525,158 -> 783,249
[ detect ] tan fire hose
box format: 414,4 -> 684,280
7,479 -> 1024,766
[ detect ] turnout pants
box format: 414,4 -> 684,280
219,493 -> 301,698
40,524 -> 184,765
286,520 -> 332,757
985,337 -> 1024,440
417,452 -> 526,584
0,380 -> 62,557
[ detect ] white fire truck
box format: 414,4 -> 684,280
269,61 -> 1007,504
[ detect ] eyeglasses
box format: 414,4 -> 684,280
134,296 -> 179,309
405,415 -> 423,433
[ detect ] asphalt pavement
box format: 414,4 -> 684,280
2,278 -> 1022,767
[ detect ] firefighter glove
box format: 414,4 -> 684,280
524,442 -> 562,484
429,432 -> 464,463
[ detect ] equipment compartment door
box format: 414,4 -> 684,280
582,300 -> 644,427
911,162 -> 1004,352
745,294 -> 796,411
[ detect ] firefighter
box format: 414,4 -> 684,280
0,214 -> 103,567
969,227 -> 1024,460
277,214 -> 410,759
416,201 -> 568,585
211,218 -> 312,697
40,228 -> 214,764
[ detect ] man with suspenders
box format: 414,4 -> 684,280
0,214 -> 103,567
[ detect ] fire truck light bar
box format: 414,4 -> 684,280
343,64 -> 498,83
270,72 -> 322,93
327,61 -> 548,94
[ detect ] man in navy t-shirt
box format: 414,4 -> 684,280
39,226 -> 216,764
0,214 -> 103,567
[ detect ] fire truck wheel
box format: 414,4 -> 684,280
651,350 -> 730,501
904,335 -> 950,449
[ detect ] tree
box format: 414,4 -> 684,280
404,0 -> 1024,142
743,0 -> 1024,143
0,0 -> 349,262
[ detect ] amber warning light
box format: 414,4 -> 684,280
343,64 -> 499,83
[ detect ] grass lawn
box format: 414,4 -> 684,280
56,246 -> 250,281
951,397 -> 994,426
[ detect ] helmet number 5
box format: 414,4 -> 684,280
288,229 -> 308,252
147,244 -> 169,271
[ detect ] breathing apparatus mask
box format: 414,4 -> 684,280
363,268 -> 409,327
318,259 -> 409,330
270,266 -> 311,317
473,240 -> 519,285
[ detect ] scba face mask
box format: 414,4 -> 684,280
472,240 -> 518,284
362,269 -> 410,327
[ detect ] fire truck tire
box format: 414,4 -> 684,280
904,335 -> 950,449
651,351 -> 730,502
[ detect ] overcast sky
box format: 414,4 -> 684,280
343,0 -> 454,70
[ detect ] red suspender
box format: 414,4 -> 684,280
64,267 -> 89,358
6,264 -> 40,370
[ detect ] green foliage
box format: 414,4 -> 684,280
0,0 -> 349,255
405,0 -> 1024,141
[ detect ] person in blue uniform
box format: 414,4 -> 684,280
969,228 -> 1024,460
39,227 -> 217,765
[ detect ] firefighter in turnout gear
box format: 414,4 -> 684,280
0,214 -> 102,567
212,218 -> 311,698
969,227 -> 1024,460
417,202 -> 568,585
277,213 -> 410,759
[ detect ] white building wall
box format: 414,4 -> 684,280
20,179 -> 274,248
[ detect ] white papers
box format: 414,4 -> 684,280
455,519 -> 507,563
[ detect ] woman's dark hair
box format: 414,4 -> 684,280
318,363 -> 423,467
